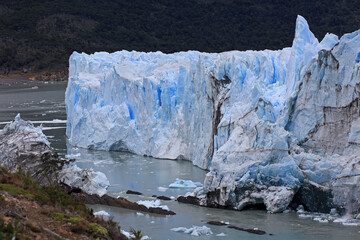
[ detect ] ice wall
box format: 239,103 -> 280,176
67,17 -> 316,167
204,24 -> 360,213
66,16 -> 360,213
66,50 -> 215,168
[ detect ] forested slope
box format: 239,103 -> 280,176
0,0 -> 359,74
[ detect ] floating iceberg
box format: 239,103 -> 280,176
296,211 -> 360,226
171,225 -> 213,237
216,232 -> 227,237
66,15 -> 360,214
169,178 -> 203,188
136,199 -> 169,211
157,186 -> 168,192
94,210 -> 110,217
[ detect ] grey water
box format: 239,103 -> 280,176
0,79 -> 359,240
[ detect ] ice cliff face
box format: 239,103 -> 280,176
66,16 -> 360,213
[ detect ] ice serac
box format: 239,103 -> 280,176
66,16 -> 360,214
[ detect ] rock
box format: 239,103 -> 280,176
177,195 -> 200,206
0,114 -> 61,185
227,225 -> 266,235
72,192 -> 176,215
24,220 -> 41,233
207,221 -> 227,226
126,190 -> 142,195
156,195 -> 171,201
0,115 -> 109,196
291,182 -> 340,213
30,70 -> 68,82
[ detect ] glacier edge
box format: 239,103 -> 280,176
66,16 -> 360,214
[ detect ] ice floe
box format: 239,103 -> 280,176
171,225 -> 213,237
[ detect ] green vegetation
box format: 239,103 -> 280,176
0,218 -> 20,240
88,223 -> 108,237
0,166 -> 84,210
51,213 -> 84,224
51,213 -> 109,237
0,0 -> 359,74
130,228 -> 143,240
0,166 -> 129,239
0,184 -> 34,198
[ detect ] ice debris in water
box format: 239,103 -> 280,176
121,230 -> 134,238
216,232 -> 227,237
296,205 -> 305,214
171,226 -> 213,236
157,187 -> 168,192
219,221 -> 229,225
121,230 -> 150,239
136,199 -> 169,211
93,210 -> 110,217
65,153 -> 81,159
297,210 -> 360,226
169,178 -> 203,188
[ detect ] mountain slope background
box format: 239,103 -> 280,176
0,0 -> 359,74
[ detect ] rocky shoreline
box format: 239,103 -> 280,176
2,114 -> 359,238
0,115 -> 176,239
0,115 -> 176,215
0,70 -> 68,83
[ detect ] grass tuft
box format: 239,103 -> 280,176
51,213 -> 84,224
88,223 -> 108,237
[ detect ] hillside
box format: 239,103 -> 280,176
0,0 -> 359,75
0,167 -> 129,239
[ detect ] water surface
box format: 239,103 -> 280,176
0,79 -> 359,239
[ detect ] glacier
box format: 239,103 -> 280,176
66,16 -> 360,214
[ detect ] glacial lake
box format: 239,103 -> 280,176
0,79 -> 359,240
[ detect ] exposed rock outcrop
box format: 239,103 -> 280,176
0,114 -> 109,196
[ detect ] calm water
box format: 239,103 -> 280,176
0,79 -> 359,239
